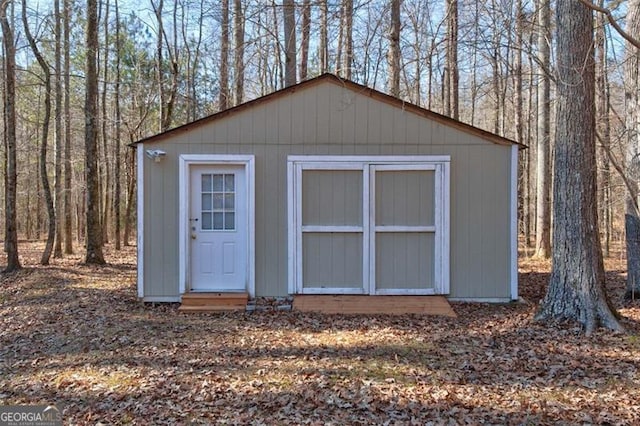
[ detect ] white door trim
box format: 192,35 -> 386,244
178,154 -> 255,298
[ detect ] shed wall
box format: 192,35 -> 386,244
142,82 -> 513,300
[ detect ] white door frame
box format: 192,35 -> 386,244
287,155 -> 450,296
178,154 -> 255,297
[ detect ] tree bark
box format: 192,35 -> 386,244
1,0 -> 20,272
319,0 -> 328,73
534,0 -> 552,258
219,0 -> 230,108
63,0 -> 73,254
343,0 -> 353,80
299,0 -> 310,81
85,0 -> 106,264
625,0 -> 640,299
283,0 -> 296,87
101,0 -> 110,245
53,0 -> 63,258
233,0 -> 244,104
535,0 -> 623,334
22,0 -> 56,265
387,0 -> 401,97
445,0 -> 458,120
114,0 -> 122,250
595,0 -> 611,257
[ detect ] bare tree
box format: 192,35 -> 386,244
114,0 -> 122,250
595,0 -> 611,257
233,0 -> 244,104
319,0 -> 328,73
535,0 -> 622,334
444,0 -> 458,119
63,0 -> 73,254
53,0 -> 63,258
299,0 -> 311,81
624,0 -> 640,299
22,0 -> 56,265
283,0 -> 296,87
387,0 -> 401,97
1,0 -> 20,272
534,0 -> 552,258
219,0 -> 230,109
85,0 -> 106,264
343,0 -> 353,79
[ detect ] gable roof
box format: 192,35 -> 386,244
132,73 -> 523,147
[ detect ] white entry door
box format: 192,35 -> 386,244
189,165 -> 247,292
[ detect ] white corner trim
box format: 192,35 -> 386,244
136,144 -> 144,298
510,144 -> 519,301
178,154 -> 256,298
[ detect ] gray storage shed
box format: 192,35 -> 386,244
135,74 -> 520,305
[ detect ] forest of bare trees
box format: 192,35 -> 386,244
0,0 -> 638,329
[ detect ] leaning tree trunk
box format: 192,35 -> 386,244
535,0 -> 623,334
624,0 -> 640,300
23,0 -> 56,265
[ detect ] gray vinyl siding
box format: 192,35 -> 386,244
142,80 -> 513,299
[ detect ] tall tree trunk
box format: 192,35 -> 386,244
114,0 -> 122,250
534,0 -> 552,258
85,0 -> 106,264
445,0 -> 458,120
595,0 -> 611,258
233,0 -> 244,104
63,0 -> 73,254
101,0 -> 110,245
387,0 -> 401,97
22,0 -> 56,265
535,0 -> 622,334
123,144 -> 135,247
1,0 -> 20,272
319,0 -> 328,73
219,0 -> 230,108
299,0 -> 310,81
53,0 -> 63,258
625,0 -> 640,299
343,0 -> 353,79
283,0 -> 296,87
515,0 -> 524,242
152,0 -> 165,132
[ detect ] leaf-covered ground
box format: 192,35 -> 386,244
1,243 -> 639,425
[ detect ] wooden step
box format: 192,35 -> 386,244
179,292 -> 248,312
293,295 -> 456,317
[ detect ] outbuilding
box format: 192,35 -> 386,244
135,74 -> 520,311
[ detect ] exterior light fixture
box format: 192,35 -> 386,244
145,149 -> 166,163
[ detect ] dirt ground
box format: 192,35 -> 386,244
1,242 -> 639,425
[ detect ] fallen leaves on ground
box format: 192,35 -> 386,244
1,243 -> 639,425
